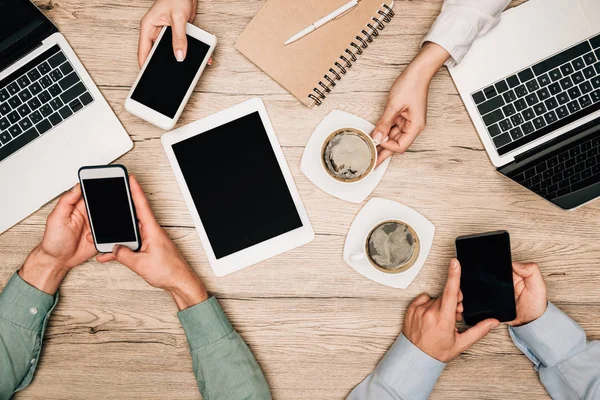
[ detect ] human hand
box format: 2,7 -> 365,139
372,42 -> 450,167
139,0 -> 213,67
96,176 -> 208,310
508,262 -> 548,327
19,184 -> 97,294
402,259 -> 500,363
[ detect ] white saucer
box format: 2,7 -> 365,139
343,198 -> 435,289
300,110 -> 391,204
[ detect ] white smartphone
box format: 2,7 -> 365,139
125,24 -> 217,130
79,165 -> 141,253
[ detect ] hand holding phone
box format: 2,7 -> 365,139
456,231 -> 517,325
79,165 -> 141,253
126,24 -> 217,130
95,175 -> 209,311
402,259 -> 500,363
510,262 -> 548,326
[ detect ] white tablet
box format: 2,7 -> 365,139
161,98 -> 315,276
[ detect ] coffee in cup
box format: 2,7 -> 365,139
351,220 -> 420,274
321,128 -> 377,183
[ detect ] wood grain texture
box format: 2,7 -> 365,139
1,0 -> 597,398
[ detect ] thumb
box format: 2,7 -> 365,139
171,17 -> 188,62
371,104 -> 397,143
113,245 -> 140,270
457,318 -> 499,351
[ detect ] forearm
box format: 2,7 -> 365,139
0,273 -> 58,398
347,334 -> 445,400
423,0 -> 511,67
175,279 -> 271,399
510,302 -> 600,398
405,42 -> 450,82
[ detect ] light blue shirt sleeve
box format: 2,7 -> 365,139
509,302 -> 600,399
347,334 -> 446,400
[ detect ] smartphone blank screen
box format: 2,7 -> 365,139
83,177 -> 136,244
456,231 -> 516,324
131,27 -> 210,118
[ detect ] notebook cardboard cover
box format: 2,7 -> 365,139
235,0 -> 393,108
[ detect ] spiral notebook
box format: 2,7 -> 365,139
235,0 -> 395,108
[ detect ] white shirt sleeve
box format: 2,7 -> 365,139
509,302 -> 600,399
346,334 -> 445,400
422,0 -> 512,67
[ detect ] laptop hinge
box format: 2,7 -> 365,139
514,116 -> 600,163
0,41 -> 44,73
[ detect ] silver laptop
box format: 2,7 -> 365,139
0,0 -> 132,233
450,0 -> 600,210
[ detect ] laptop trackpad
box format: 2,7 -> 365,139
579,0 -> 600,30
0,133 -> 79,231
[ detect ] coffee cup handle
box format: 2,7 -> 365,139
349,253 -> 366,262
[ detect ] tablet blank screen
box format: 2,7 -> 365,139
172,111 -> 303,259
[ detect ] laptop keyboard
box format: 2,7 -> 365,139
0,45 -> 94,163
472,33 -> 600,156
509,127 -> 600,201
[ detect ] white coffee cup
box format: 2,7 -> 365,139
321,128 -> 378,184
350,219 -> 420,274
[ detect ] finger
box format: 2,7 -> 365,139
512,262 -> 539,279
129,176 -> 160,229
441,258 -> 461,315
456,302 -> 463,313
371,104 -> 398,143
138,18 -> 160,68
393,130 -> 420,153
52,184 -> 82,220
96,253 -> 116,263
171,14 -> 188,62
458,290 -> 463,303
513,271 -> 525,296
86,232 -> 94,244
208,57 -> 213,66
112,245 -> 140,269
457,318 -> 500,351
375,148 -> 393,168
456,312 -> 463,322
410,293 -> 432,309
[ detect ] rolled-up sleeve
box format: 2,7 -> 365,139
422,0 -> 511,67
509,302 -> 600,399
347,334 -> 446,399
178,296 -> 272,400
0,272 -> 58,399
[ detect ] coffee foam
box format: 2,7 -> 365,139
368,222 -> 416,270
324,131 -> 373,181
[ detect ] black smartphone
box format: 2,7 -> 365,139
79,165 -> 141,253
455,230 -> 516,325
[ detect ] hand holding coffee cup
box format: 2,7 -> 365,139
350,220 -> 420,274
321,128 -> 379,183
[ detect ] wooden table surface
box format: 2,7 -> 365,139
3,0 -> 599,398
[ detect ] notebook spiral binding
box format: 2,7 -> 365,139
308,3 -> 395,106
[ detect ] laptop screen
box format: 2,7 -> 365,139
0,0 -> 56,71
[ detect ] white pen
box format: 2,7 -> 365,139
284,0 -> 360,46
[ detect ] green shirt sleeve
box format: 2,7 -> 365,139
0,272 -> 58,400
178,297 -> 272,400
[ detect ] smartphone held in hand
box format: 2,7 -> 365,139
79,165 -> 141,253
456,230 -> 516,325
125,24 -> 217,130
